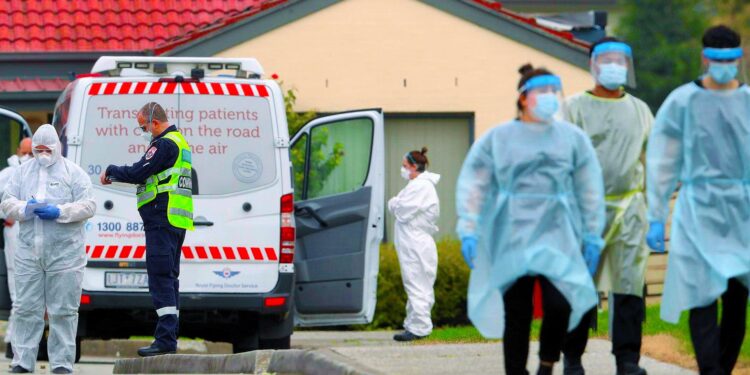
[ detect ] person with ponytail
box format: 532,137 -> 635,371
388,147 -> 441,342
456,64 -> 606,374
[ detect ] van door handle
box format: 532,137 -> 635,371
295,206 -> 328,227
193,216 -> 214,227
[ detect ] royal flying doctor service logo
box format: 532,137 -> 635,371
214,267 -> 240,279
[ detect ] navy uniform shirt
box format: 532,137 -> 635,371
106,125 -> 180,231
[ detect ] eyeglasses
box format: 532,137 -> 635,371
34,148 -> 52,154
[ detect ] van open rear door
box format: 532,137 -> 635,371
0,108 -> 32,319
290,109 -> 384,326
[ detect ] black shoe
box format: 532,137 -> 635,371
564,356 -> 585,375
5,342 -> 11,359
11,366 -> 30,373
617,362 -> 647,375
137,344 -> 176,357
52,367 -> 73,374
537,364 -> 553,375
393,331 -> 426,342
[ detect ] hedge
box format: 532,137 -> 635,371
371,238 -> 471,329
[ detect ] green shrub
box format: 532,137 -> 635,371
371,238 -> 470,329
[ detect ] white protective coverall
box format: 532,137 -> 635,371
388,171 -> 440,337
0,154 -> 31,344
0,125 -> 95,372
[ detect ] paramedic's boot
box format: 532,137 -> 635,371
537,362 -> 554,375
393,331 -> 425,342
52,367 -> 72,374
11,365 -> 30,373
137,343 -> 176,357
616,361 -> 647,375
564,356 -> 585,375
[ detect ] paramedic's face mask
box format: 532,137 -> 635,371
34,146 -> 54,166
519,75 -> 564,124
703,47 -> 745,85
591,42 -> 636,89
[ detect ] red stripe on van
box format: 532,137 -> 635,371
85,245 -> 91,254
226,83 -> 239,96
238,84 -> 251,96
251,247 -> 263,260
119,82 -> 133,94
195,246 -> 208,259
104,245 -> 118,259
91,245 -> 105,258
103,83 -> 116,95
120,245 -> 133,258
181,82 -> 195,94
134,82 -> 147,94
134,246 -> 146,259
265,247 -> 278,261
210,82 -> 224,95
88,83 -> 102,95
223,247 -> 236,260
148,82 -> 162,94
237,247 -> 250,260
209,246 -> 222,259
256,85 -> 269,97
165,82 -> 177,94
182,246 -> 194,259
196,82 -> 209,95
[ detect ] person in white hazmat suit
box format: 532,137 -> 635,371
561,38 -> 653,375
388,147 -> 440,342
1,124 -> 95,374
0,138 -> 32,357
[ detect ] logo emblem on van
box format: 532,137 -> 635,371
214,267 -> 240,279
232,153 -> 263,184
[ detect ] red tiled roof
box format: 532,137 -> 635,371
0,0 -> 288,53
0,77 -> 70,92
470,0 -> 590,48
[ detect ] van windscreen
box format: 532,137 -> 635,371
80,82 -> 277,195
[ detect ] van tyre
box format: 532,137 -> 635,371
259,335 -> 290,350
232,333 -> 259,354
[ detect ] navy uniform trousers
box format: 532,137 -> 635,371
145,226 -> 185,350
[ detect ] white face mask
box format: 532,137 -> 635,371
37,153 -> 53,167
400,167 -> 411,180
142,131 -> 153,143
18,155 -> 31,164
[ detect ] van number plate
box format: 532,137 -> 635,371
105,272 -> 149,289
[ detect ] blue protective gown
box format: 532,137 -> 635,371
647,82 -> 750,323
456,119 -> 606,338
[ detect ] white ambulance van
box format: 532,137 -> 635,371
36,56 -> 384,353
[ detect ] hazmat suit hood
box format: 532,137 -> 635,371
416,171 -> 440,186
6,155 -> 20,168
31,124 -> 62,167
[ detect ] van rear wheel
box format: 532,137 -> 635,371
232,333 -> 258,354
259,335 -> 290,350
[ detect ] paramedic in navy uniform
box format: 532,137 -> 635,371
100,102 -> 194,357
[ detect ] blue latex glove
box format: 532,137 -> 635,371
646,221 -> 665,253
34,204 -> 60,220
582,241 -> 602,276
26,198 -> 37,205
461,237 -> 478,269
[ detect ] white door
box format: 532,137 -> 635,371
290,109 -> 384,326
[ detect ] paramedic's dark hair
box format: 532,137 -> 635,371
516,63 -> 554,111
138,102 -> 168,123
589,36 -> 622,57
702,25 -> 741,48
406,147 -> 429,172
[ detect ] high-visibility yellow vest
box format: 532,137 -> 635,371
136,131 -> 194,230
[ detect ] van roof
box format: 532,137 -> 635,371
92,56 -> 264,79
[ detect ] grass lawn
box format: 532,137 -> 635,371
421,303 -> 750,370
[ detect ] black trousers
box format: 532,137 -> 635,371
145,226 -> 186,350
563,294 -> 644,365
504,276 -> 572,375
689,278 -> 748,375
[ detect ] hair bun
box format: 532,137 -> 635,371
518,63 -> 534,76
420,146 -> 428,155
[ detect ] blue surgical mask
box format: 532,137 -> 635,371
708,62 -> 738,84
531,93 -> 559,122
597,63 -> 628,90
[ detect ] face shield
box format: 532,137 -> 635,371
519,74 -> 564,124
591,41 -> 636,90
703,47 -> 745,85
